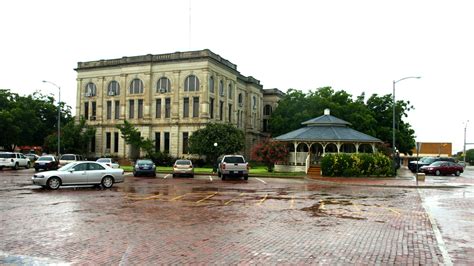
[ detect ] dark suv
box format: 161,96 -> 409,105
408,156 -> 455,172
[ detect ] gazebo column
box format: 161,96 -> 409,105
293,142 -> 298,165
371,143 -> 376,153
336,142 -> 342,154
322,143 -> 327,156
355,143 -> 360,154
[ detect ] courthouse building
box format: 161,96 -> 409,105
75,49 -> 284,159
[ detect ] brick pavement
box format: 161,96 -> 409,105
0,171 -> 448,264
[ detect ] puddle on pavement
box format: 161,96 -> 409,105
301,199 -> 367,221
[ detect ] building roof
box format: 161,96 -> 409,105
274,109 -> 382,143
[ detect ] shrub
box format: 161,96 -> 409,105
321,153 -> 392,177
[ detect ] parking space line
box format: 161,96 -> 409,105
255,178 -> 267,184
125,194 -> 161,201
196,192 -> 218,203
224,193 -> 245,205
290,196 -> 295,208
257,194 -> 268,205
163,174 -> 170,179
171,194 -> 187,201
209,176 -> 213,181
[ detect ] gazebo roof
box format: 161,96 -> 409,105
274,109 -> 382,143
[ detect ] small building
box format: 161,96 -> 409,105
273,109 -> 382,173
400,142 -> 452,166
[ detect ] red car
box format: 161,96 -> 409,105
419,161 -> 463,176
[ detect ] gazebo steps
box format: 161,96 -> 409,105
307,166 -> 322,177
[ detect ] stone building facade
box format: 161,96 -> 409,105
75,49 -> 283,159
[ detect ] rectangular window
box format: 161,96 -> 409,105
106,101 -> 112,120
84,102 -> 89,120
138,99 -> 143,118
165,98 -> 171,118
182,132 -> 189,154
209,98 -> 214,119
106,132 -> 111,150
155,132 -> 161,152
92,101 -> 96,118
193,97 -> 199,118
90,136 -> 95,152
156,99 -> 161,118
129,99 -> 134,119
219,101 -> 224,121
114,132 -> 119,153
237,111 -> 240,128
114,100 -> 120,119
164,132 -> 170,153
228,103 -> 232,122
183,97 -> 189,118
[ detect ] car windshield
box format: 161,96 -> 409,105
38,157 -> 54,161
176,160 -> 191,165
0,153 -> 14,158
430,161 -> 444,166
137,160 -> 153,165
58,162 -> 78,171
223,156 -> 245,163
60,155 -> 75,160
97,158 -> 111,163
420,157 -> 435,163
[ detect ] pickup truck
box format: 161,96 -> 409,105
217,155 -> 249,180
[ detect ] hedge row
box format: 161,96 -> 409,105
321,153 -> 393,177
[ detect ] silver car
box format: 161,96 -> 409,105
32,161 -> 124,190
172,159 -> 194,178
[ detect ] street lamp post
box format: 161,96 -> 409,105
42,80 -> 61,157
464,120 -> 469,164
392,76 -> 420,174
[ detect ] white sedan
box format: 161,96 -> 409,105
96,158 -> 120,169
32,161 -> 124,190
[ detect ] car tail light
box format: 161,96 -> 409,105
246,163 -> 249,170
11,159 -> 14,162
106,163 -> 111,167
221,163 -> 226,170
189,165 -> 193,168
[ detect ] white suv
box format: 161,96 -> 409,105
59,154 -> 85,167
0,152 -> 31,170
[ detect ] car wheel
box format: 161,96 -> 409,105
222,174 -> 226,181
34,168 -> 39,172
47,177 -> 61,190
435,170 -> 441,176
244,175 -> 248,180
101,176 -> 114,188
25,162 -> 31,169
0,166 -> 3,170
13,163 -> 19,170
190,174 -> 194,178
133,171 -> 137,177
455,170 -> 461,176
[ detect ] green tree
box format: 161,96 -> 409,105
0,89 -> 72,151
44,118 -> 95,155
269,87 -> 416,155
188,123 -> 245,164
466,149 -> 474,164
116,120 -> 154,159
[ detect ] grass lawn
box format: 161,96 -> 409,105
121,165 -> 304,178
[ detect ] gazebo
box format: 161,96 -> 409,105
273,109 -> 382,173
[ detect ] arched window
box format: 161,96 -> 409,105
129,79 -> 144,94
263,105 -> 272,116
219,80 -> 224,96
228,83 -> 233,99
209,76 -> 215,93
107,81 -> 120,96
184,75 -> 199,92
238,93 -> 243,107
85,82 -> 97,96
157,77 -> 171,93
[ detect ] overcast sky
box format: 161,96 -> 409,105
1,0 -> 473,153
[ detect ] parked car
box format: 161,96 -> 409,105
172,159 -> 194,178
34,155 -> 59,172
59,154 -> 84,167
408,156 -> 455,172
133,159 -> 156,177
96,158 -> 120,169
31,161 -> 124,190
25,153 -> 40,162
217,155 -> 249,180
0,152 -> 31,170
419,161 -> 464,176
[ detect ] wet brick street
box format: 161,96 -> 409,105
1,168 -> 473,264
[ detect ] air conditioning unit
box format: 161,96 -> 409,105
159,88 -> 167,93
90,116 -> 96,121
239,102 -> 243,107
108,91 -> 115,96
85,92 -> 91,97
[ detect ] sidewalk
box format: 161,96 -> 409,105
306,166 -> 474,188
